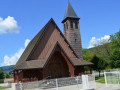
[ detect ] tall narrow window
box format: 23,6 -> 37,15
75,21 -> 78,29
66,22 -> 68,29
70,21 -> 73,28
64,24 -> 66,35
64,24 -> 66,30
75,39 -> 77,43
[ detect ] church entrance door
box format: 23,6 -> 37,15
47,52 -> 69,79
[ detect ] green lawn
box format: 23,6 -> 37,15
96,76 -> 120,84
0,86 -> 11,90
95,76 -> 105,83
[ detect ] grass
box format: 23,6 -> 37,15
0,86 -> 11,90
96,76 -> 120,84
95,76 -> 105,83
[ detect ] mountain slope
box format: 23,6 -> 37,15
0,65 -> 14,74
88,43 -> 110,59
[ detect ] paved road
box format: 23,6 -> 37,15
5,83 -> 120,90
96,83 -> 119,90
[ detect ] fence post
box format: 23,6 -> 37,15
118,71 -> 119,85
104,72 -> 107,87
19,82 -> 23,90
76,76 -> 79,90
56,79 -> 58,90
93,72 -> 96,89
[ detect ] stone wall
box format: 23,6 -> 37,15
63,19 -> 83,59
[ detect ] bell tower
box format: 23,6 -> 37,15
62,1 -> 83,59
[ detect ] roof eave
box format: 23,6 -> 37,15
74,63 -> 93,66
62,17 -> 80,23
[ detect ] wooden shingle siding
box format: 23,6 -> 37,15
28,21 -> 76,60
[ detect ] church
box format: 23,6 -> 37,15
13,1 -> 93,83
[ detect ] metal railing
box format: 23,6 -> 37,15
104,71 -> 120,87
16,74 -> 96,90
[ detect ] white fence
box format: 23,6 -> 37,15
0,83 -> 11,87
16,74 -> 96,90
104,71 -> 120,87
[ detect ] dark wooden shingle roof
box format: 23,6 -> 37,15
62,1 -> 79,23
14,19 -> 51,70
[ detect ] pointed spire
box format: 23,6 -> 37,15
62,1 -> 79,23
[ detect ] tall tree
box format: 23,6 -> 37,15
83,49 -> 94,71
0,69 -> 4,79
110,30 -> 120,49
109,30 -> 120,68
91,55 -> 107,77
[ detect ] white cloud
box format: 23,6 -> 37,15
88,35 -> 110,48
2,48 -> 24,66
0,16 -> 19,34
1,39 -> 31,66
25,39 -> 31,47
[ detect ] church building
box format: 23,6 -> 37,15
13,1 -> 93,83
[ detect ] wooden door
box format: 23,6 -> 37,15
47,52 -> 69,79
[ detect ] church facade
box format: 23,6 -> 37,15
13,2 -> 93,83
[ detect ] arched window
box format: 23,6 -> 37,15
75,21 -> 78,29
70,21 -> 73,28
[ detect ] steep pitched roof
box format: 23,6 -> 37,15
14,18 -> 77,70
62,1 -> 79,23
14,18 -> 93,70
14,41 -> 93,70
14,42 -> 75,70
14,19 -> 51,70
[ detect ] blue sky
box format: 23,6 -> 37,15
0,0 -> 120,66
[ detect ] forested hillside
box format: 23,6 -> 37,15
88,43 -> 110,59
83,30 -> 120,72
0,65 -> 14,74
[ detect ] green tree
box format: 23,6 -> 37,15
91,55 -> 107,77
109,49 -> 120,68
0,69 -> 4,83
0,69 -> 4,79
109,30 -> 120,68
82,49 -> 94,71
110,30 -> 120,49
5,73 -> 10,78
82,49 -> 94,61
